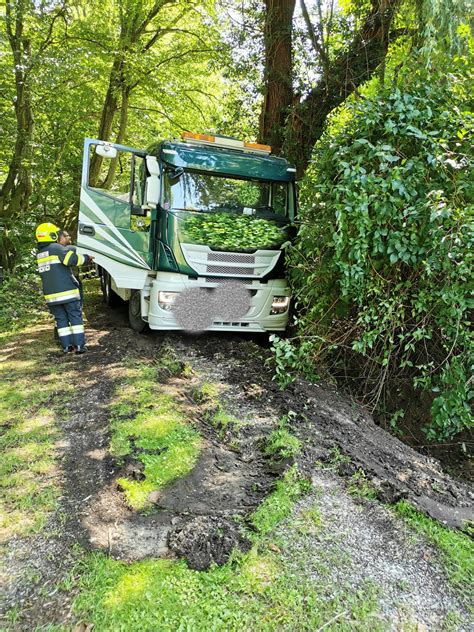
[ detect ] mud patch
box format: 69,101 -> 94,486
65,323 -> 279,566
185,335 -> 473,530
81,439 -> 274,562
2,292 -> 473,631
168,515 -> 251,570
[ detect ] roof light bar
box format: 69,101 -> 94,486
182,132 -> 215,143
181,132 -> 272,155
244,141 -> 272,153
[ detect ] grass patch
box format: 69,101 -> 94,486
190,381 -> 220,405
0,278 -> 101,540
264,427 -> 300,460
264,413 -> 301,458
110,360 -> 201,510
251,466 -> 311,536
0,324 -> 75,540
155,343 -> 188,378
327,445 -> 351,467
191,380 -> 241,436
347,469 -> 378,500
395,500 -> 474,602
264,412 -> 300,461
295,504 -> 323,535
209,407 -> 239,432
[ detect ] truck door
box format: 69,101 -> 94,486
78,138 -> 157,270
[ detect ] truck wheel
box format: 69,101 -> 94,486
129,290 -> 147,333
99,267 -> 107,298
103,271 -> 122,308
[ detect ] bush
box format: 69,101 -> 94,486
0,271 -> 47,332
287,69 -> 473,440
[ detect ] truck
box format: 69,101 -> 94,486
77,132 -> 297,333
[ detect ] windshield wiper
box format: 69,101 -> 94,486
168,207 -> 205,213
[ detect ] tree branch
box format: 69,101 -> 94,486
184,88 -> 219,102
286,0 -> 402,175
64,34 -> 113,52
141,6 -> 193,51
143,27 -> 209,49
299,0 -> 329,69
135,0 -> 176,38
129,105 -> 185,130
130,47 -> 214,87
37,4 -> 68,56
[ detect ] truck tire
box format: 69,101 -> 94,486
128,289 -> 148,333
103,271 -> 122,308
99,267 -> 106,296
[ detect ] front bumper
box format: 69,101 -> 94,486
146,272 -> 290,332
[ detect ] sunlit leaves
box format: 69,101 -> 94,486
289,62 -> 473,439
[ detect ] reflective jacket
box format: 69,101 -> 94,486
36,242 -> 92,305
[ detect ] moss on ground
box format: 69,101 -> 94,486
395,500 -> 474,604
110,359 -> 201,510
0,324 -> 74,539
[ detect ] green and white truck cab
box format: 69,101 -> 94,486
77,133 -> 297,333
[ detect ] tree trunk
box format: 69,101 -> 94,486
259,0 -> 401,176
0,0 -> 35,271
258,0 -> 296,154
88,57 -> 125,188
87,0 -> 175,188
102,84 -> 131,190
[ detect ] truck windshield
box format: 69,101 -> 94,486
164,171 -> 289,219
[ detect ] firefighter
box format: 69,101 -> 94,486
57,229 -> 83,303
57,229 -> 72,246
36,222 -> 94,354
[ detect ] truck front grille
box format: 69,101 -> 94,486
206,264 -> 254,275
206,252 -> 255,276
180,243 -> 281,278
208,252 -> 256,264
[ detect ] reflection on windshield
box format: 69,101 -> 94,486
180,213 -> 288,251
165,171 -> 288,218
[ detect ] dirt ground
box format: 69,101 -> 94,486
1,296 -> 473,630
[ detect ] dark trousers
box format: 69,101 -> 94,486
48,299 -> 85,350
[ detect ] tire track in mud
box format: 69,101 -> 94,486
59,313 -> 281,567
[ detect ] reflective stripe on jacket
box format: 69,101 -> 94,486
36,242 -> 91,305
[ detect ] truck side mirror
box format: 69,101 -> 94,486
168,166 -> 184,182
145,156 -> 161,206
95,144 -> 118,159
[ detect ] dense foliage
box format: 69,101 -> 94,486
0,0 -> 226,271
0,272 -> 46,331
285,59 -> 473,439
182,214 -> 287,251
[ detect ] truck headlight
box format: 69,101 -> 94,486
271,296 -> 290,315
158,291 -> 178,311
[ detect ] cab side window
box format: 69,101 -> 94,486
89,148 -> 134,202
88,147 -> 147,229
132,157 -> 147,207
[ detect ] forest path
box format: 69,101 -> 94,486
0,286 -> 472,630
